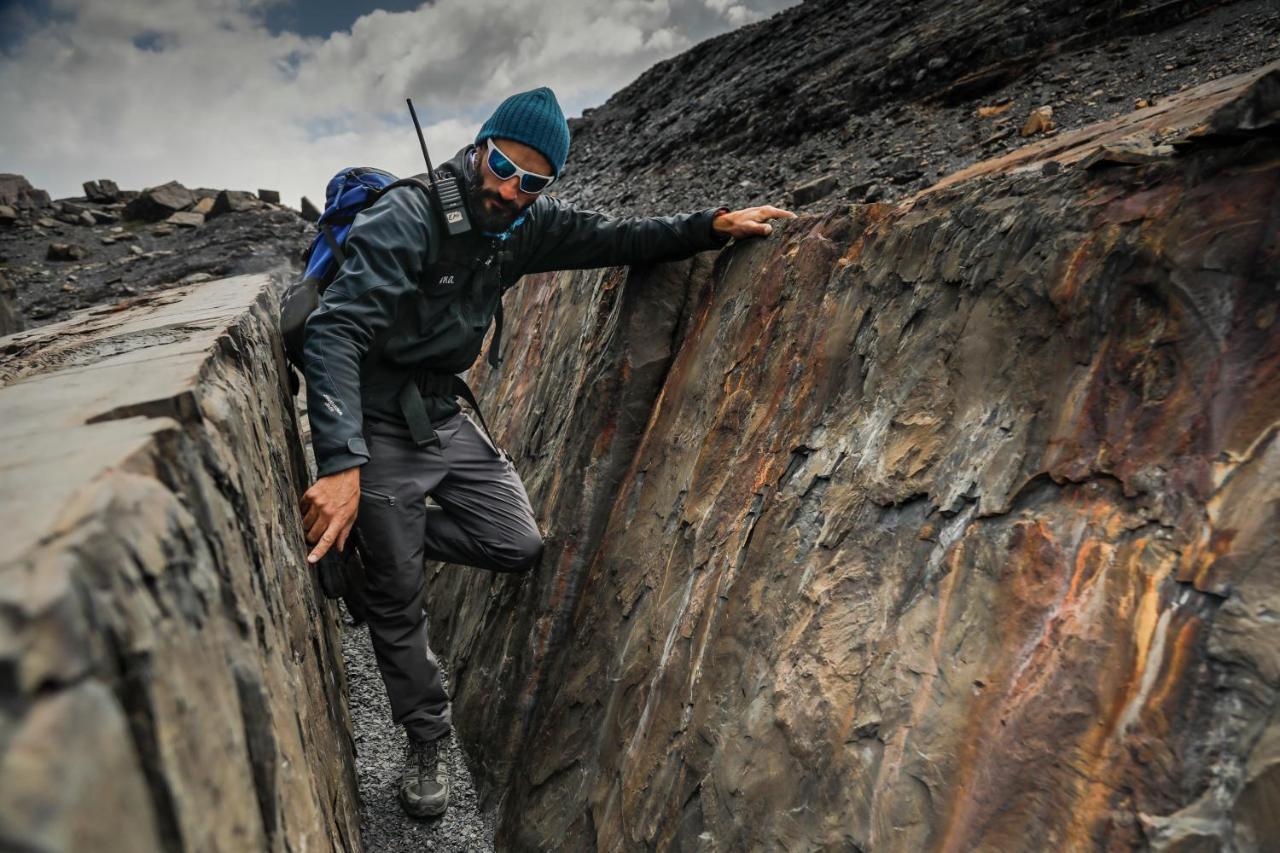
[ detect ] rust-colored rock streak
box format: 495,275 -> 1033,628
426,66 -> 1280,850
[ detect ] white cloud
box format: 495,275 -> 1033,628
0,0 -> 797,209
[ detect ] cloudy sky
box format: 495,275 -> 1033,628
0,0 -> 799,209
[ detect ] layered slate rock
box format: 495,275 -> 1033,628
427,64 -> 1280,850
0,274 -> 360,852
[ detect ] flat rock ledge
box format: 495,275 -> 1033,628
0,273 -> 360,852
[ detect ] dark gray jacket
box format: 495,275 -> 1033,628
303,145 -> 729,476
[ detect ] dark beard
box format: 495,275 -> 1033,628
465,150 -> 524,233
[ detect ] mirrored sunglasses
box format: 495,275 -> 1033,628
485,139 -> 555,194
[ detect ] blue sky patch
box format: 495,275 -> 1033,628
0,1 -> 431,54
132,31 -> 171,53
0,0 -> 64,54
261,0 -> 429,38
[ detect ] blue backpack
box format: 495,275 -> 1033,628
278,163 -> 502,456
279,166 -> 437,370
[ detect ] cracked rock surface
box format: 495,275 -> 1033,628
426,64 -> 1280,851
0,272 -> 360,852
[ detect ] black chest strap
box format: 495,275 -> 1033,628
489,302 -> 503,369
397,369 -> 499,451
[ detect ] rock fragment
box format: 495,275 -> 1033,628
1020,105 -> 1056,136
1209,67 -> 1280,134
849,180 -> 883,202
166,211 -> 205,228
46,243 -> 87,261
123,180 -> 196,222
257,189 -> 280,204
82,180 -> 121,203
790,175 -> 839,206
209,190 -> 262,218
0,174 -> 51,209
889,154 -> 925,183
300,196 -> 322,222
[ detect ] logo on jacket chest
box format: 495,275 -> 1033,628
432,256 -> 497,290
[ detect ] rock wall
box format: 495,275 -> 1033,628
426,66 -> 1280,850
0,273 -> 361,852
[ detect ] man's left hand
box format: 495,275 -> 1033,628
713,205 -> 797,240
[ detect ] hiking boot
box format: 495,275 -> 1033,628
399,733 -> 451,818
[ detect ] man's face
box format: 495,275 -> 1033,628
467,137 -> 553,232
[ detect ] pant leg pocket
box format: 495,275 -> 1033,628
360,486 -> 398,507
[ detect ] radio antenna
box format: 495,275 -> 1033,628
404,96 -> 472,236
406,98 -> 437,187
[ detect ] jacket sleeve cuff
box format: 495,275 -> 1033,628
314,437 -> 370,478
706,206 -> 732,247
315,452 -> 368,478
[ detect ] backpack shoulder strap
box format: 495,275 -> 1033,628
378,175 -> 447,264
381,175 -> 435,198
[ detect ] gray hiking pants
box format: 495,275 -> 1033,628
355,410 -> 542,743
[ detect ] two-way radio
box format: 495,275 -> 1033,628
406,97 -> 471,237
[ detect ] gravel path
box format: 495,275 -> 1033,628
340,603 -> 497,853
300,397 -> 495,851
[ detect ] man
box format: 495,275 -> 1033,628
298,86 -> 794,818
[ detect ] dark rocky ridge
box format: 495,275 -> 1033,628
0,176 -> 313,330
556,0 -> 1280,214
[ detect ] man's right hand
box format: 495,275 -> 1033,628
300,467 -> 361,564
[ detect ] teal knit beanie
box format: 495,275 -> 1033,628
475,87 -> 570,177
